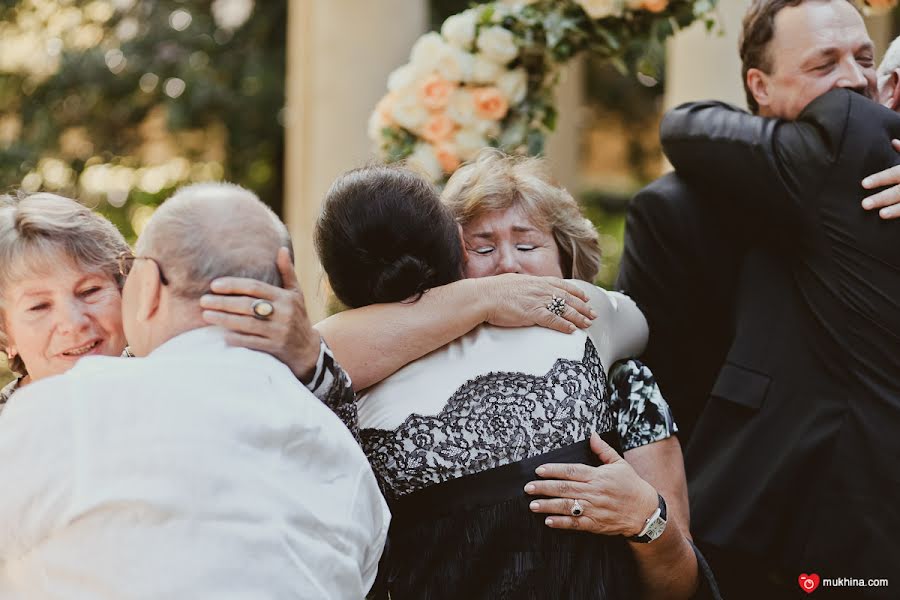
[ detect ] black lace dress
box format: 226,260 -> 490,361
331,321 -> 679,600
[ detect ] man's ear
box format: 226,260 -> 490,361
887,69 -> 900,111
746,68 -> 771,112
135,262 -> 163,323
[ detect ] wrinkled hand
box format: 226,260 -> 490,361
200,247 -> 321,382
861,138 -> 900,219
525,432 -> 659,537
477,273 -> 596,334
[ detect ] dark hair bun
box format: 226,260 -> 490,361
372,254 -> 436,305
315,165 -> 463,308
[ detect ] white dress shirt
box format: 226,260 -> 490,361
0,327 -> 389,600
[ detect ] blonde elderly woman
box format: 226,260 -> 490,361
203,151 -> 719,598
0,194 -> 130,407
0,192 -> 348,413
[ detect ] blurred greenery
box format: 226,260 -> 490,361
0,0 -> 287,241
0,0 -> 285,386
0,0 -> 663,384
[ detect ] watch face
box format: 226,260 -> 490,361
646,517 -> 667,540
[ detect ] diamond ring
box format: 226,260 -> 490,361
546,295 -> 566,317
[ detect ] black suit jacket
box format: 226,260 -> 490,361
616,174 -> 741,442
616,173 -> 827,569
662,88 -> 900,583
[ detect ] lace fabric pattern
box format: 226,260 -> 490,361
361,338 -> 614,499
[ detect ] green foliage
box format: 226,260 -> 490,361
0,0 -> 287,239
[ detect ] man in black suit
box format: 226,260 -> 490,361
618,1 -> 900,597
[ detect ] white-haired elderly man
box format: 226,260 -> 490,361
0,183 -> 389,599
657,4 -> 900,596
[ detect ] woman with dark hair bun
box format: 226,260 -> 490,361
313,165 -> 706,599
315,166 -> 461,308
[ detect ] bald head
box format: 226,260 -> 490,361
138,183 -> 292,299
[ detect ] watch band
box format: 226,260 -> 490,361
627,493 -> 667,543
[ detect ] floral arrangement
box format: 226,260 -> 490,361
369,0 -> 717,182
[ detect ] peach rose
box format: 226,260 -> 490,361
472,87 -> 509,121
376,92 -> 397,119
642,0 -> 668,13
421,112 -> 457,143
419,74 -> 457,110
435,142 -> 461,174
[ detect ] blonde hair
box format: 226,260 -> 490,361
441,149 -> 600,281
0,193 -> 129,375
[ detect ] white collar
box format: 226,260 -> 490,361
148,326 -> 230,358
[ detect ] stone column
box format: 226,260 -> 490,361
664,1 -> 750,111
544,57 -> 585,195
283,0 -> 428,321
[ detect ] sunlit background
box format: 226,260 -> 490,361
3,1 -> 899,386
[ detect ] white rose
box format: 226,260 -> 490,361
447,89 -> 477,127
407,143 -> 444,182
474,118 -> 501,138
440,10 -> 477,50
472,53 -> 505,84
577,0 -> 625,19
390,94 -> 428,133
454,129 -> 489,160
387,63 -> 421,92
410,32 -> 449,73
476,26 -> 519,66
436,46 -> 475,83
496,67 -> 527,105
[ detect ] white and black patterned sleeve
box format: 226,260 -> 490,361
0,378 -> 20,416
609,359 -> 678,452
304,338 -> 360,442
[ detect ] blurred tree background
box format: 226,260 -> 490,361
0,0 -> 286,233
0,0 -> 667,387
0,0 -> 286,386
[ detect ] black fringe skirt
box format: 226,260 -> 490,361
375,433 -> 640,600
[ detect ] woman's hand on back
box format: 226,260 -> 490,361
199,247 -> 321,383
476,273 -> 596,334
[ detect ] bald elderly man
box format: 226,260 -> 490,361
0,184 -> 389,599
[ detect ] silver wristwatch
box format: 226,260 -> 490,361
627,493 -> 667,543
